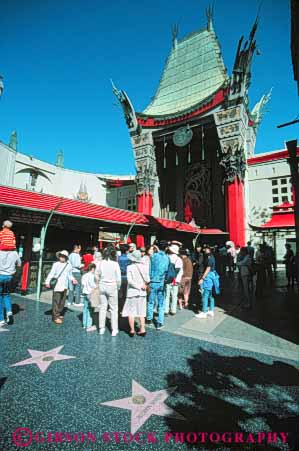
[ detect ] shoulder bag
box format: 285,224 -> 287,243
49,263 -> 68,290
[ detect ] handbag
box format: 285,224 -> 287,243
136,264 -> 151,295
49,263 -> 68,290
89,286 -> 100,308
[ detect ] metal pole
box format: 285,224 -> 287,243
36,199 -> 63,301
286,140 -> 299,287
125,222 -> 136,243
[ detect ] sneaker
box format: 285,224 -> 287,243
0,320 -> 5,327
207,310 -> 215,317
156,323 -> 165,330
67,302 -> 72,306
111,330 -> 119,337
76,303 -> 84,307
6,313 -> 14,325
164,312 -> 169,316
99,328 -> 105,335
145,319 -> 152,325
194,312 -> 208,319
86,325 -> 97,332
169,312 -> 176,316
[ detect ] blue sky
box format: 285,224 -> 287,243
0,0 -> 298,174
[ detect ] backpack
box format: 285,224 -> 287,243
165,257 -> 179,284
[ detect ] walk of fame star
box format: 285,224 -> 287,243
100,380 -> 186,433
10,345 -> 76,373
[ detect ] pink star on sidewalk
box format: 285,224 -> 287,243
101,380 -> 185,433
10,345 -> 76,373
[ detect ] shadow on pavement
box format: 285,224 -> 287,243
164,348 -> 299,450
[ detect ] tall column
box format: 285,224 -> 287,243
136,192 -> 153,247
226,177 -> 246,246
137,191 -> 153,215
132,132 -> 157,247
214,105 -> 253,247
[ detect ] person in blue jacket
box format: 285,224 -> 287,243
195,245 -> 219,319
146,240 -> 169,330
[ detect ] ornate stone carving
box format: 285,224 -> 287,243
250,88 -> 272,130
135,160 -> 156,195
230,18 -> 258,100
173,125 -> 193,147
132,131 -> 157,196
214,104 -> 250,184
111,80 -> 140,133
219,146 -> 247,183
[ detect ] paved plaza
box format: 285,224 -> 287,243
1,273 -> 299,451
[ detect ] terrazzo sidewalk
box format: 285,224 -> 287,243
1,289 -> 299,451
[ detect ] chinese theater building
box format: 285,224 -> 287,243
112,9 -> 260,247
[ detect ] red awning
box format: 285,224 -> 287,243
261,202 -> 295,229
0,185 -> 148,226
151,217 -> 201,233
150,218 -> 227,235
199,228 -> 228,235
261,213 -> 295,229
0,185 -> 228,235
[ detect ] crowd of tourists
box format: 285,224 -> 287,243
43,240 -> 221,334
0,218 -> 297,331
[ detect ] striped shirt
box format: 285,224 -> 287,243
0,229 -> 16,250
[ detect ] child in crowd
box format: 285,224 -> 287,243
81,263 -> 97,332
0,220 -> 16,251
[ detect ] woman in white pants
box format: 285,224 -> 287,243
122,250 -> 150,337
98,247 -> 121,336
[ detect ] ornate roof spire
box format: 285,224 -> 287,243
206,4 -> 214,32
230,14 -> 259,102
55,149 -> 64,168
0,75 -> 3,98
111,79 -> 140,133
171,24 -> 179,49
251,87 -> 273,130
9,130 -> 17,151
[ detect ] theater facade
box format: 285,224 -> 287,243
112,10 -> 264,247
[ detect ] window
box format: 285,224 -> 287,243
280,178 -> 287,185
281,187 -> 288,193
282,196 -> 288,202
271,179 -> 278,186
272,188 -> 278,194
273,197 -> 279,203
127,198 -> 136,211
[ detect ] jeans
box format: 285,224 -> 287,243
68,272 -> 81,304
202,288 -> 214,313
0,275 -> 13,321
164,283 -> 179,314
83,294 -> 93,328
147,282 -> 165,325
98,283 -> 119,332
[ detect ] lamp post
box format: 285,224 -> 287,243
36,199 -> 63,301
286,139 -> 299,285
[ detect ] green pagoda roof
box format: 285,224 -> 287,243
143,25 -> 228,117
